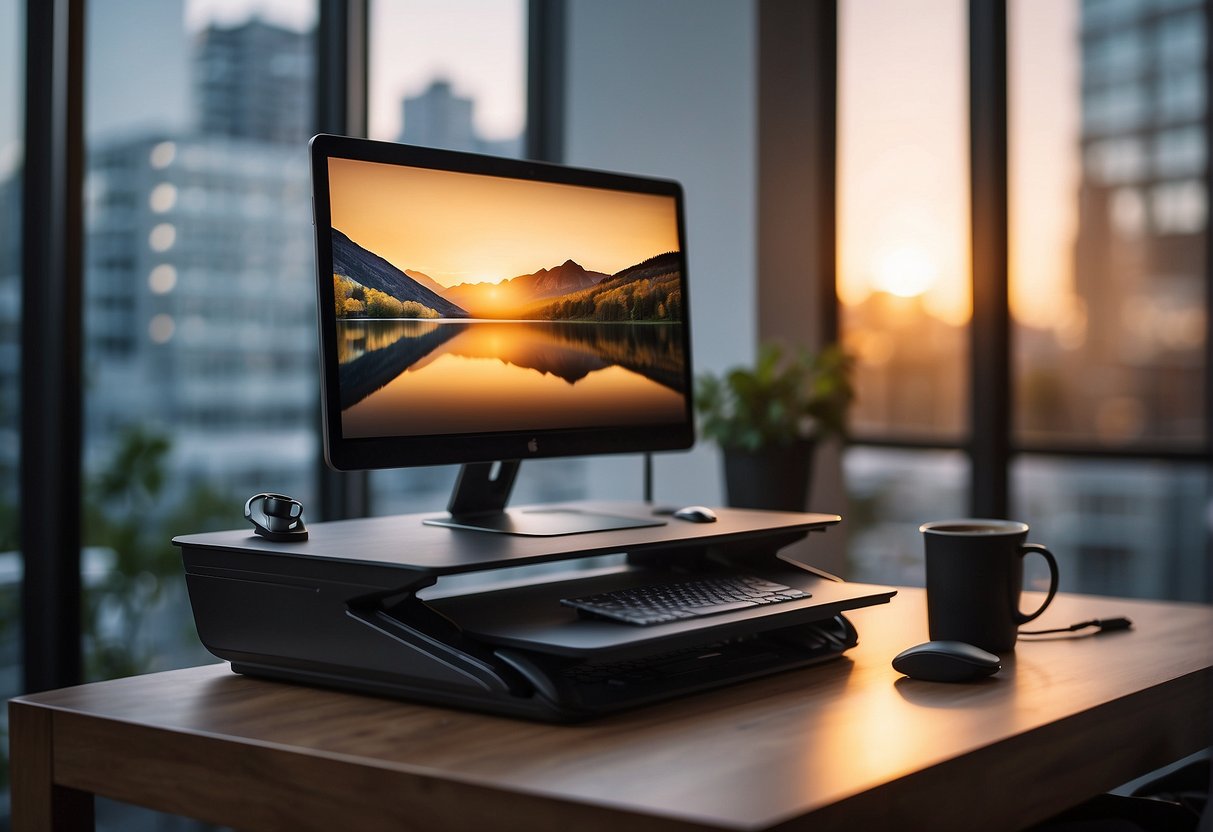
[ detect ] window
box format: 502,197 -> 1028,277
838,0 -> 1210,602
837,0 -> 971,582
844,448 -> 968,584
1154,8 -> 1204,68
1153,126 -> 1205,177
82,0 -> 319,682
1012,457 -> 1209,599
1011,0 -> 1207,449
368,0 -> 527,156
1157,70 -> 1204,121
838,0 -> 971,443
1013,0 -> 1210,603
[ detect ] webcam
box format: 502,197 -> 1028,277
244,493 -> 308,542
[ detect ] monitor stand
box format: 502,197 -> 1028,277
422,460 -> 667,537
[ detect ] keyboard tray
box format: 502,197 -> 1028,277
425,564 -> 896,657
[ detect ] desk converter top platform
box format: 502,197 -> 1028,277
172,501 -> 841,576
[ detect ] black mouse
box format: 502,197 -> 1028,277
891,640 -> 1001,683
672,505 -> 718,523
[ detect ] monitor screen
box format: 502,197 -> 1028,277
310,135 -> 694,474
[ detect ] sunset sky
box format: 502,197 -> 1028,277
0,0 -> 1086,332
327,157 -> 680,286
838,0 -> 1081,332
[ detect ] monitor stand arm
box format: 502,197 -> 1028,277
422,460 -> 667,537
446,460 -> 521,516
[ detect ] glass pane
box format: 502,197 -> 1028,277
843,448 -> 969,585
0,0 -> 21,818
366,0 -> 569,514
1012,456 -> 1210,601
1010,0 -> 1208,448
368,0 -> 526,153
838,0 -> 971,441
83,1 -> 318,683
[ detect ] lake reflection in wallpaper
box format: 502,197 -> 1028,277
338,319 -> 687,437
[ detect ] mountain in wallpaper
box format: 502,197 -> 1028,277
331,227 -> 681,323
331,229 -> 468,318
521,251 -> 683,322
443,259 -> 611,316
403,268 -> 449,297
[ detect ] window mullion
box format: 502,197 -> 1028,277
20,0 -> 86,692
316,0 -> 370,520
969,0 -> 1010,518
527,0 -> 566,163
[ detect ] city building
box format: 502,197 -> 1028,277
1069,0 -> 1207,443
193,17 -> 313,145
398,78 -> 523,158
84,133 -> 318,503
82,17 -> 319,506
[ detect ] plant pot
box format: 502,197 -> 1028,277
721,439 -> 815,511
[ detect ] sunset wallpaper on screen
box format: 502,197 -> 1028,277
325,157 -> 688,439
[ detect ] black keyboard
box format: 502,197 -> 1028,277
560,574 -> 810,626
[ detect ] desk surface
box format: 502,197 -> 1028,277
11,589 -> 1212,832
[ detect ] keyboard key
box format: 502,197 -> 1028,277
560,574 -> 811,626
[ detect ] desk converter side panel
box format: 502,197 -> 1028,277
183,566 -> 499,693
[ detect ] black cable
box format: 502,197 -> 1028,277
1019,617 -> 1133,636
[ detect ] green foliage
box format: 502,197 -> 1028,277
82,426 -> 241,681
695,342 -> 855,452
334,273 -> 439,319
529,271 -> 682,322
399,300 -> 439,319
334,274 -> 351,316
364,287 -> 404,318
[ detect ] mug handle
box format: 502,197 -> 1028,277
1013,543 -> 1059,624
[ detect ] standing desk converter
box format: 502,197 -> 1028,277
173,502 -> 897,720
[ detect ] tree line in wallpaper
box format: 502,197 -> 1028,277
331,228 -> 682,323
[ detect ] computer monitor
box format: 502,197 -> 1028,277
309,135 -> 694,535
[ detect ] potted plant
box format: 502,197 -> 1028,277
694,342 -> 854,511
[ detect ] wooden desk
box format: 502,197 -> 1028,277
10,589 -> 1212,832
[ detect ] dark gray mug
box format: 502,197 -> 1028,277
920,519 -> 1059,654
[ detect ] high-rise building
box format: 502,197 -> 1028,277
398,79 -> 478,151
1071,0 -> 1207,442
193,17 -> 312,146
83,17 -> 318,505
84,134 -> 317,501
397,79 -> 523,158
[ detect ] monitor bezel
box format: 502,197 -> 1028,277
309,134 -> 696,473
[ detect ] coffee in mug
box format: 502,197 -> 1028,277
920,519 -> 1059,654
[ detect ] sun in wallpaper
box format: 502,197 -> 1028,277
325,158 -> 689,439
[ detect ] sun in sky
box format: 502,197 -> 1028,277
873,247 -> 937,298
837,0 -> 1080,334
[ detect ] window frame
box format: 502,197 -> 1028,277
820,0 -> 1211,594
840,0 -> 1213,506
17,0 -> 564,693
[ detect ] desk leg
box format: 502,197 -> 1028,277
9,701 -> 94,832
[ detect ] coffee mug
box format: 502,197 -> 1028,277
920,519 -> 1059,654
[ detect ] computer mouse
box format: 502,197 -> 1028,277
672,505 -> 718,523
891,640 -> 1001,683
